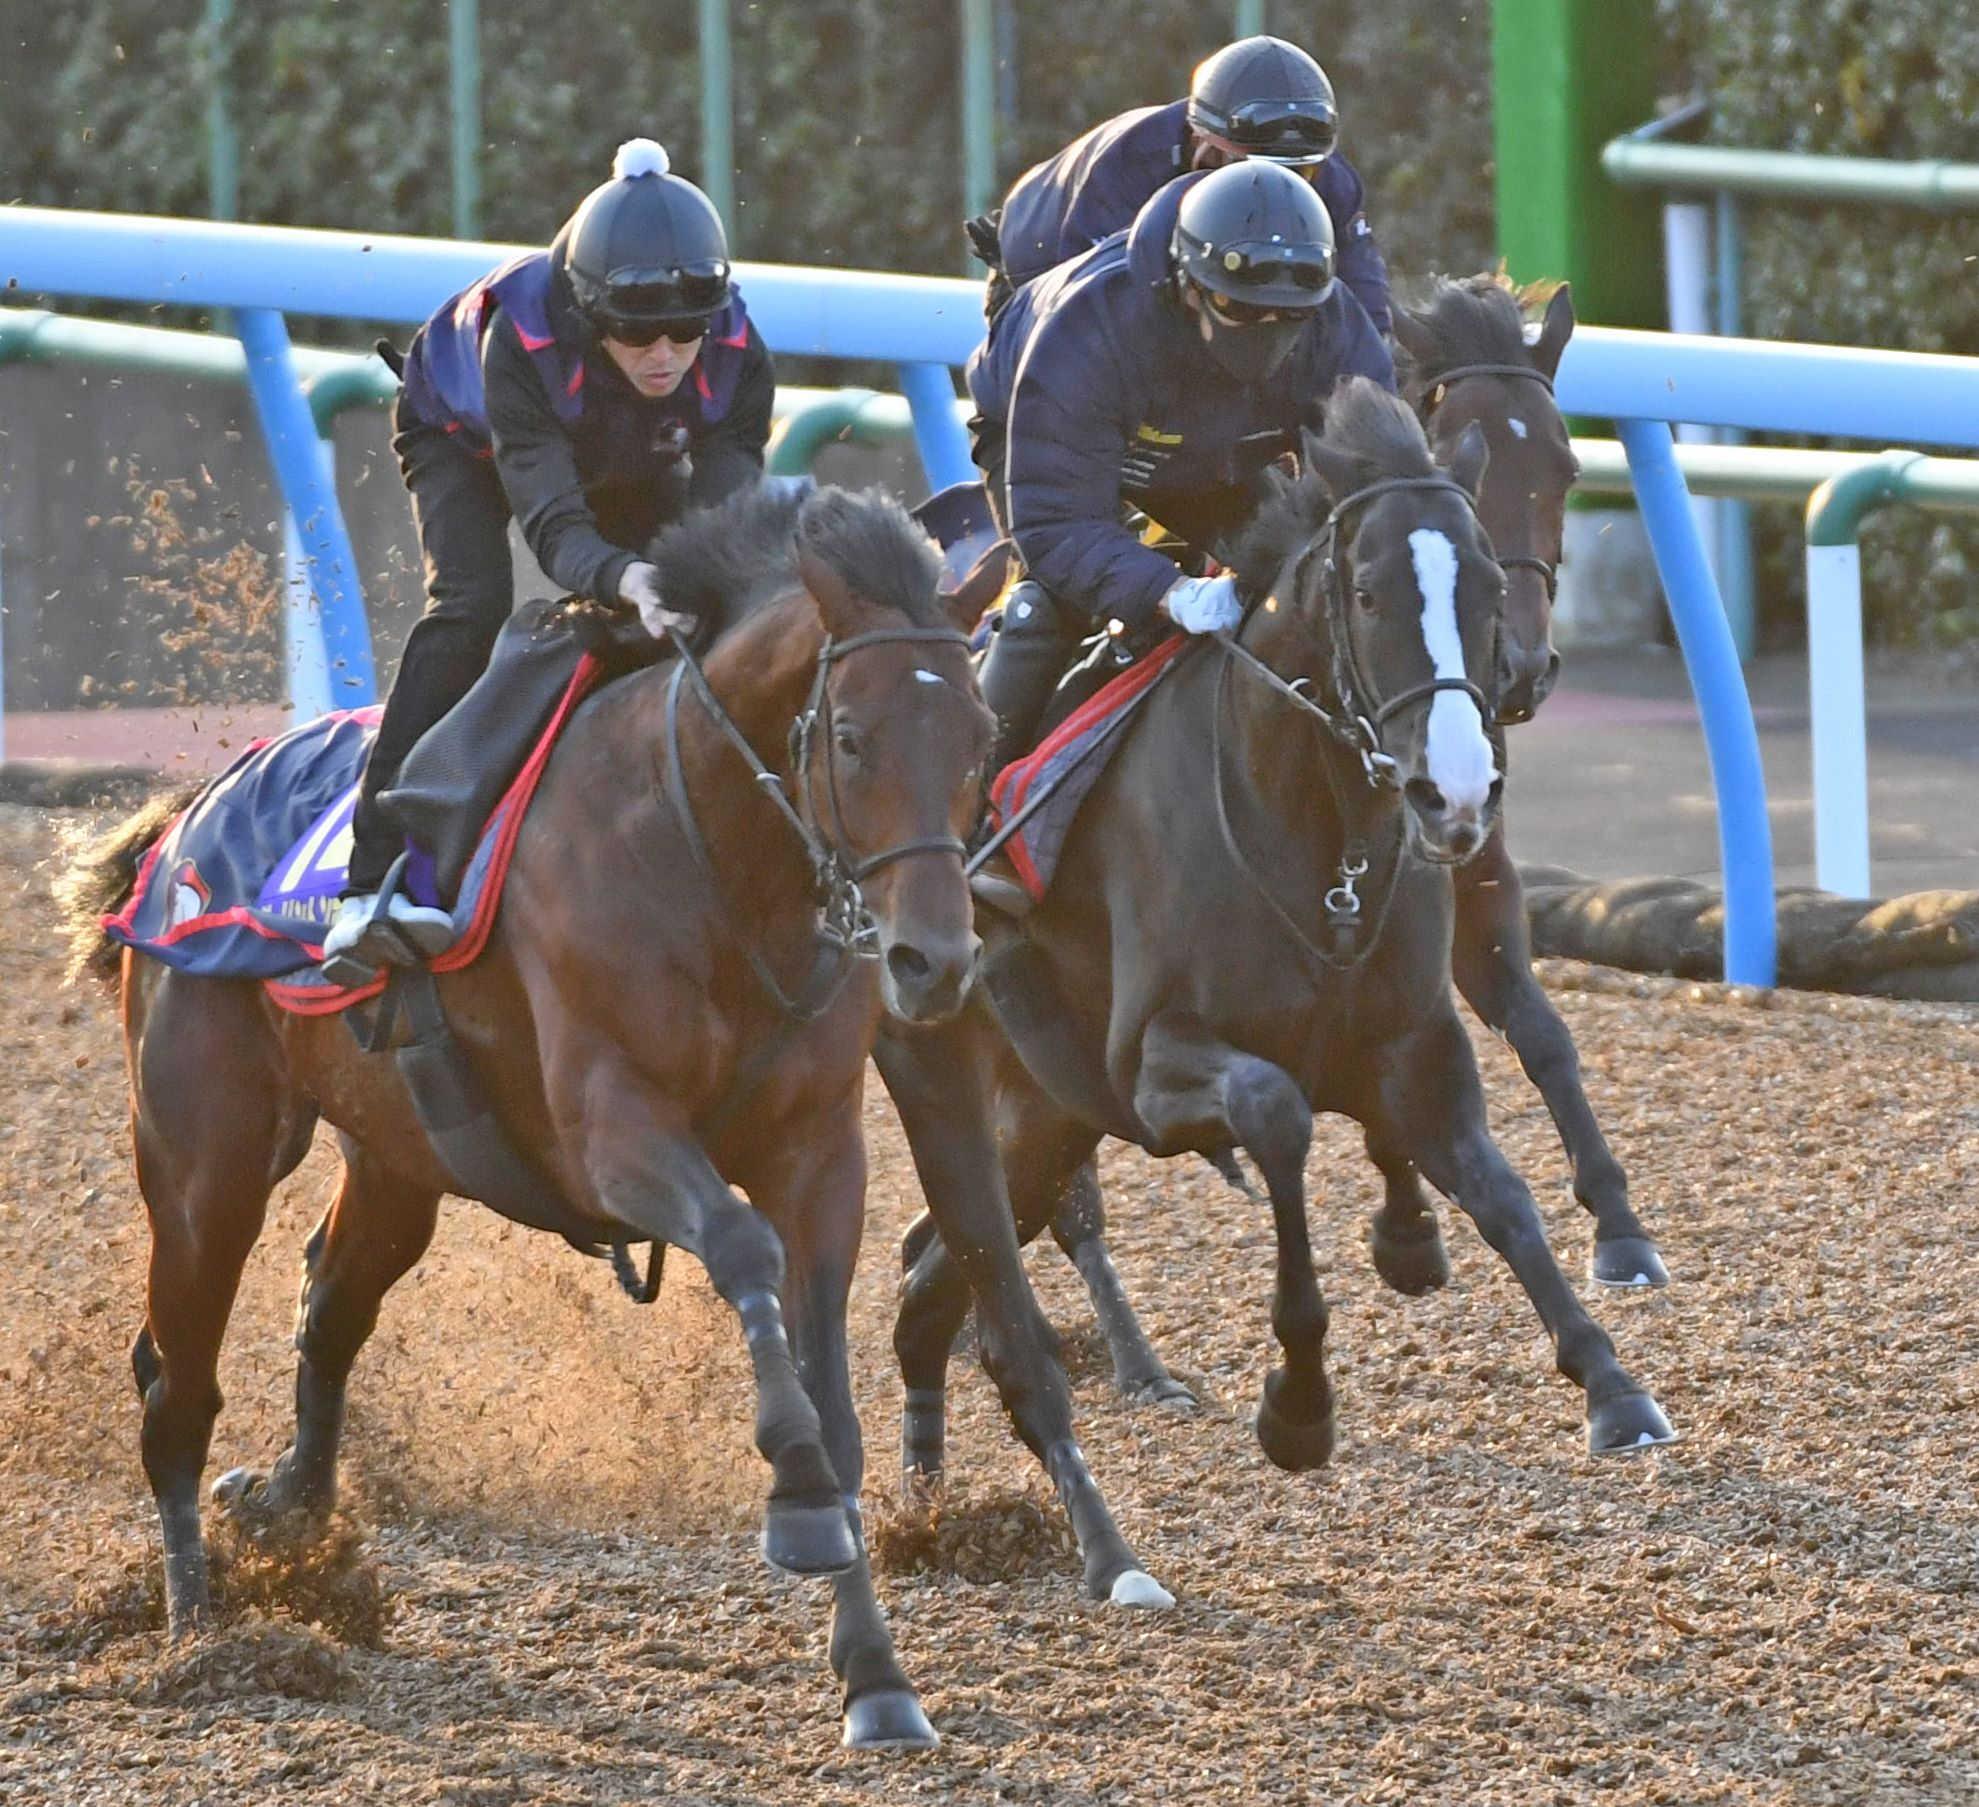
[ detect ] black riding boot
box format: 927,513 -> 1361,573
980,581 -> 1081,777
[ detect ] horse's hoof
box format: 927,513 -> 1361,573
1122,1372 -> 1198,1413
211,1466 -> 264,1510
1591,1236 -> 1670,1289
1370,1214 -> 1451,1295
1255,1371 -> 1336,1473
762,1498 -> 859,1577
900,1464 -> 945,1505
1108,1568 -> 1176,1610
1587,1390 -> 1678,1456
843,1687 -> 940,1751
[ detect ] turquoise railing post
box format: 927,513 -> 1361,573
1616,416 -> 1776,985
204,0 -> 238,221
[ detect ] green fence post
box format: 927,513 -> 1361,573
205,0 -> 238,221
450,0 -> 481,239
699,0 -> 736,240
1491,0 -> 1660,333
961,0 -> 997,271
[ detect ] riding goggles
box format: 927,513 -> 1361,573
597,256 -> 730,321
1204,239 -> 1335,299
1192,98 -> 1338,164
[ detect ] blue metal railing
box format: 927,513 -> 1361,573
16,209 -> 1979,980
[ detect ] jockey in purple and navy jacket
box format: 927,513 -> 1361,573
328,139 -> 773,961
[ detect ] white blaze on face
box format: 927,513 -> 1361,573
1507,416 -> 1529,440
1407,528 -> 1498,813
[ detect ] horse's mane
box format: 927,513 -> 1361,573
1395,271 -> 1555,394
649,481 -> 943,642
1227,378 -> 1435,599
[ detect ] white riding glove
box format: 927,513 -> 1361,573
1161,573 -> 1244,636
618,560 -> 695,639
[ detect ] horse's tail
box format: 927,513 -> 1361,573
55,785 -> 200,988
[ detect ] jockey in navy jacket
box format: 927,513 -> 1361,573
967,173 -> 1395,640
994,98 -> 1390,337
399,232 -> 772,609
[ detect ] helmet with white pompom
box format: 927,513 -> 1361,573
563,138 -> 733,340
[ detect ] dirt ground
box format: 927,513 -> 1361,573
2,799 -> 1975,1807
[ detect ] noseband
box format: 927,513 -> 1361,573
1421,360 -> 1562,603
663,621 -> 971,1017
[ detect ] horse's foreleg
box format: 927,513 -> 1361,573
875,1017 -> 1170,1609
214,1140 -> 441,1523
1452,839 -> 1667,1288
1049,1157 -> 1196,1410
764,1115 -> 938,1753
566,1056 -> 854,1580
1381,1008 -> 1677,1456
1135,1023 -> 1332,1471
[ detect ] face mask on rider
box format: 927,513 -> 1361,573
1184,283 -> 1308,385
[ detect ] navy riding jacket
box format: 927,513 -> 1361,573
966,176 -> 1396,635
398,230 -> 774,604
996,99 -> 1391,336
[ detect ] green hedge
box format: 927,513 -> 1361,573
4,2 -> 1973,645
1660,0 -> 1979,650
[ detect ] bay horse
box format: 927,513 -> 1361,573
875,380 -> 1675,1583
65,483 -> 997,1751
917,278 -> 1671,1415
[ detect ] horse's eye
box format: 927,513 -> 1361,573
1353,585 -> 1377,613
833,724 -> 863,762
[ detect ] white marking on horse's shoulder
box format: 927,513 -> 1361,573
1507,416 -> 1529,439
913,668 -> 944,685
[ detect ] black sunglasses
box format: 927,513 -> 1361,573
599,315 -> 710,348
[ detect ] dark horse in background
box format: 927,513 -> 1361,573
65,485 -> 998,1752
919,277 -> 1672,1415
877,380 -> 1675,1594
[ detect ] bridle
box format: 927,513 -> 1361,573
661,621 -> 972,1019
1218,472 -> 1495,791
1210,470 -> 1497,967
1420,360 -> 1562,603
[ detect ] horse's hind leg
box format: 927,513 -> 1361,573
214,1139 -> 440,1523
126,971 -> 300,1634
1133,1022 -> 1334,1472
1451,832 -> 1666,1288
1048,1155 -> 1196,1410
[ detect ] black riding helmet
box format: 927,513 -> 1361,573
1186,36 -> 1339,167
563,139 -> 732,341
1170,162 -> 1336,385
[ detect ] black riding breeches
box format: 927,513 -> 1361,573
347,414 -> 515,893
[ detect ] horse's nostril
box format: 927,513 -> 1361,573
1404,777 -> 1446,817
887,943 -> 932,989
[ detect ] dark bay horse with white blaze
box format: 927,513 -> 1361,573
879,380 -> 1674,1553
949,277 -> 1670,1413
68,485 -> 994,1751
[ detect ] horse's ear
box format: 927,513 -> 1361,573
1442,418 -> 1490,499
1300,427 -> 1362,505
1532,282 -> 1574,380
797,545 -> 860,638
1390,303 -> 1439,372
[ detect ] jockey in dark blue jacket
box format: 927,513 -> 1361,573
966,161 -> 1395,775
976,36 -> 1390,337
325,139 -> 773,968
